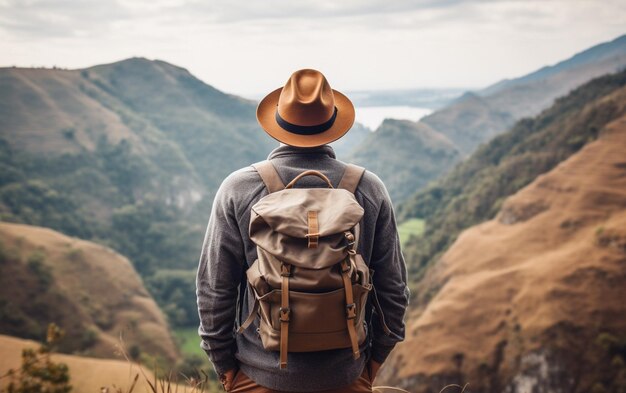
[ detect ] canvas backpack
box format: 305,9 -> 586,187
237,160 -> 390,369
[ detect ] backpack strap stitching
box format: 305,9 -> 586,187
252,160 -> 285,194
337,164 -> 365,194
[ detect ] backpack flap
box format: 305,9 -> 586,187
249,188 -> 364,269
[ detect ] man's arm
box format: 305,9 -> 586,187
368,181 -> 410,365
196,175 -> 246,378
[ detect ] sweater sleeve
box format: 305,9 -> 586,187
368,183 -> 410,364
196,175 -> 246,375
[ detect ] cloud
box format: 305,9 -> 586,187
0,0 -> 624,94
178,0 -> 477,23
2,0 -> 622,41
0,0 -> 493,39
0,0 -> 132,38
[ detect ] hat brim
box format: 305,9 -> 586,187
256,87 -> 355,148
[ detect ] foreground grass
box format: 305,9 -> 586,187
398,218 -> 425,248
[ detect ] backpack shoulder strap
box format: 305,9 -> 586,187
252,160 -> 285,194
337,163 -> 365,194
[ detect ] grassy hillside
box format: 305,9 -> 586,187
398,69 -> 626,293
343,35 -> 626,206
0,58 -> 276,328
350,119 -> 462,203
420,91 -> 516,155
397,218 -> 425,248
83,58 -> 269,189
380,112 -> 626,393
0,334 -> 220,393
0,221 -> 178,364
422,33 -> 626,154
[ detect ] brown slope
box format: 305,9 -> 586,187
0,335 -> 219,393
0,334 -> 160,393
0,222 -> 178,363
380,115 -> 626,392
0,68 -> 142,154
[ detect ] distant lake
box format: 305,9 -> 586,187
355,106 -> 432,131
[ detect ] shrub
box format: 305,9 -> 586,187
0,323 -> 72,393
27,251 -> 52,289
79,328 -> 98,349
129,345 -> 141,361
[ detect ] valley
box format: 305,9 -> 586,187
1,33 -> 625,393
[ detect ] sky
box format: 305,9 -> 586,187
1,0 -> 625,98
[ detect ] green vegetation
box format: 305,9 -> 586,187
173,327 -> 206,360
590,333 -> 626,393
172,327 -> 215,381
0,243 -> 52,342
398,69 -> 626,296
397,218 -> 425,248
146,270 -> 198,327
0,324 -> 72,393
26,251 -> 52,289
0,136 -> 203,327
0,59 -> 276,334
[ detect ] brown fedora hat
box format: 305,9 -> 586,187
256,69 -> 355,148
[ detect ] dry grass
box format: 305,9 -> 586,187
0,222 -> 178,362
0,334 -> 219,393
0,68 -> 141,155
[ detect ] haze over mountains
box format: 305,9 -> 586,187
422,33 -> 626,155
348,33 -> 626,203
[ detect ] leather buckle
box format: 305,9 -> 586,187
279,307 -> 291,322
345,232 -> 355,247
346,303 -> 357,319
281,263 -> 292,277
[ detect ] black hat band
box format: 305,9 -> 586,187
275,107 -> 338,135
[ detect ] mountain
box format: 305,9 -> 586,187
330,121 -> 372,158
343,35 -> 626,204
0,58 -> 277,327
422,34 -> 626,154
349,119 -> 462,203
398,69 -> 626,288
379,111 -> 626,393
0,57 -> 275,206
420,91 -> 516,156
0,221 -> 178,363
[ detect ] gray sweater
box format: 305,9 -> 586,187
196,144 -> 409,392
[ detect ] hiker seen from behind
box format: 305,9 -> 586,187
196,69 -> 410,393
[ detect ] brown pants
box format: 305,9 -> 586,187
227,367 -> 373,393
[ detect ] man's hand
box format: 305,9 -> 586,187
369,360 -> 382,382
219,368 -> 238,392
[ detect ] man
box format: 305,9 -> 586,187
196,69 -> 409,393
